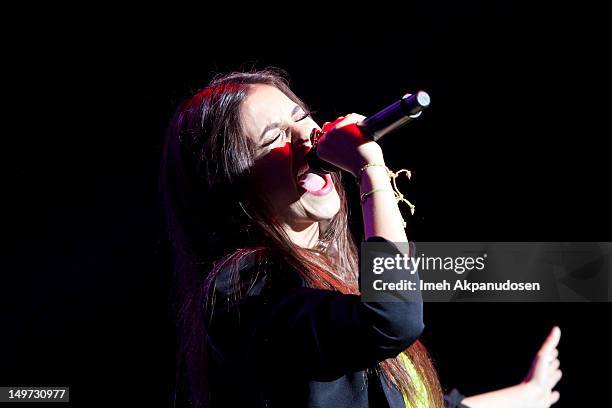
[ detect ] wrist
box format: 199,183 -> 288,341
359,165 -> 392,191
353,144 -> 384,175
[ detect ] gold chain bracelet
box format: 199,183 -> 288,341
360,188 -> 395,204
357,164 -> 416,228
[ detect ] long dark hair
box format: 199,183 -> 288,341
160,68 -> 443,408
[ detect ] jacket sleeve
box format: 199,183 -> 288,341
207,236 -> 424,380
444,389 -> 469,408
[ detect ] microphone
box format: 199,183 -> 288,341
306,91 -> 431,174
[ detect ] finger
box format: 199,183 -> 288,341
539,326 -> 561,356
343,113 -> 367,123
549,358 -> 560,372
550,390 -> 560,405
348,112 -> 367,122
334,113 -> 367,129
549,369 -> 563,389
324,116 -> 346,131
550,348 -> 559,360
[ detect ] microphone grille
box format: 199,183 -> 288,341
416,91 -> 431,107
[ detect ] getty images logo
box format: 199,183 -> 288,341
372,253 -> 488,275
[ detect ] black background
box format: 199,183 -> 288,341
3,1 -> 610,406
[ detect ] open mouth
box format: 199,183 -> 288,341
297,169 -> 334,196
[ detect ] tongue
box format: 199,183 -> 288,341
299,173 -> 326,191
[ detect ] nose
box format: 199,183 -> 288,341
291,126 -> 313,167
290,125 -> 314,150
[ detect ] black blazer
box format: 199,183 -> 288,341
204,236 -> 466,408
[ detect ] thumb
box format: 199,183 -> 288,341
539,326 -> 561,356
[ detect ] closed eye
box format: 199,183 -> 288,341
295,111 -> 311,122
261,129 -> 285,147
261,110 -> 312,147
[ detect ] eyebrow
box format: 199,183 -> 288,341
259,105 -> 304,140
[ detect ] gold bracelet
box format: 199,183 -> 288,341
360,188 -> 395,204
388,168 -> 416,216
358,164 -> 416,229
357,163 -> 391,184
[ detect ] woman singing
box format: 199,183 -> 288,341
160,69 -> 561,408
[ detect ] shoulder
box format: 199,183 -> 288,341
209,248 -> 303,307
211,249 -> 268,300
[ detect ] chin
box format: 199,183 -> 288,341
300,194 -> 341,222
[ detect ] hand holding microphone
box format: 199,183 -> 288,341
311,114 -> 385,177
307,91 -> 431,175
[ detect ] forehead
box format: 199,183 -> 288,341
241,84 -> 297,138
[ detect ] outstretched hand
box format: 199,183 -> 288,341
522,326 -> 562,406
461,326 -> 562,408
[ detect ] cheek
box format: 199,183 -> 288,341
251,144 -> 298,203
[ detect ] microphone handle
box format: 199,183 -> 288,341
361,91 -> 431,141
307,91 -> 431,174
